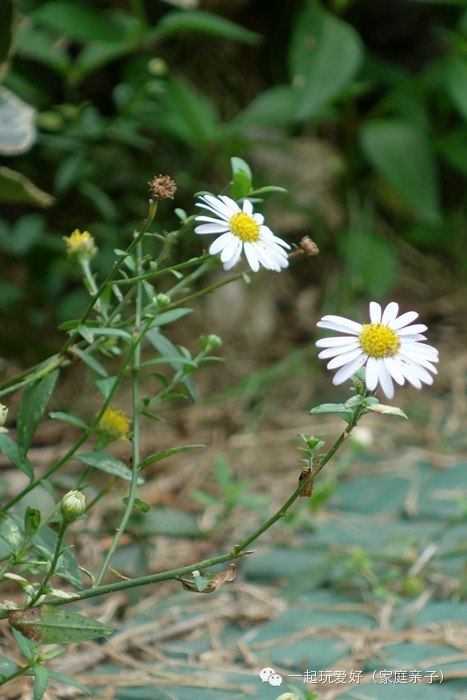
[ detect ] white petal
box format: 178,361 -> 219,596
220,236 -> 243,264
381,302 -> 399,325
243,199 -> 254,216
243,242 -> 260,272
327,347 -> 365,369
376,360 -> 395,399
369,302 -> 382,324
397,323 -> 427,335
209,232 -> 234,255
317,316 -> 362,334
316,337 -> 362,349
385,356 -> 405,385
195,223 -> 230,234
390,310 -> 419,329
223,244 -> 243,270
332,355 -> 367,385
365,356 -> 379,391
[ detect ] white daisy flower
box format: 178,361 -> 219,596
194,194 -> 290,272
316,301 -> 439,399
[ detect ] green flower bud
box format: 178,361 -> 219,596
61,490 -> 86,522
206,334 -> 222,351
155,293 -> 171,307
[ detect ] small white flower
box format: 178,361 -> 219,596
316,301 -> 439,399
195,194 -> 290,272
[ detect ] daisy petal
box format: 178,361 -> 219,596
382,302 -> 399,325
369,302 -> 382,324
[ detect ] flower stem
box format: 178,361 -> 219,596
28,520 -> 68,607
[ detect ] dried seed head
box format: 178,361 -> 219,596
148,174 -> 177,200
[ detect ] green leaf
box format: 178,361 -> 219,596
0,166 -> 54,207
17,369 -> 59,458
48,411 -> 87,429
231,157 -> 252,181
309,403 -> 353,422
74,39 -> 134,77
69,347 -> 108,378
15,24 -> 71,75
24,507 -> 41,541
33,662 -> 49,700
364,403 -> 408,419
289,5 -> 363,120
360,119 -> 441,224
32,526 -> 82,590
0,87 -> 36,155
9,605 -> 115,644
154,10 -> 260,44
138,444 -> 204,470
234,84 -> 300,127
47,668 -> 91,695
12,627 -> 36,660
149,308 -> 192,327
0,0 -> 15,81
75,451 -> 143,483
0,653 -> 18,678
32,1 -> 123,42
0,432 -> 33,479
0,514 -> 23,553
157,76 -> 220,146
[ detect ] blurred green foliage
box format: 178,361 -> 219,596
1,0 -> 467,352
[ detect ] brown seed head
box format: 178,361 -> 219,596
148,174 -> 177,200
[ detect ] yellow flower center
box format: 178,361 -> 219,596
359,323 -> 400,358
229,213 -> 260,242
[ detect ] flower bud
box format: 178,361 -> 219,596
205,334 -> 222,351
155,293 -> 171,308
61,490 -> 86,522
63,229 -> 97,261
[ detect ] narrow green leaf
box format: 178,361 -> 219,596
75,451 -> 143,483
0,166 -> 54,207
154,10 -> 260,44
360,119 -> 441,224
445,56 -> 467,122
33,663 -> 49,700
47,668 -> 91,695
138,444 -> 204,470
17,369 -> 59,458
231,157 -> 252,180
48,411 -> 87,429
70,347 -> 108,378
0,432 -> 33,479
309,403 -> 353,421
32,1 -> 123,42
149,308 -> 192,326
0,514 -> 23,553
364,403 -> 408,419
9,605 -> 115,644
11,628 -> 36,660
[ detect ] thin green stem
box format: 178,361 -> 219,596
28,520 -> 68,607
94,239 -> 144,586
0,404 -> 367,614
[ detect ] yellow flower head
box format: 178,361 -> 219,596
63,229 -> 97,261
95,407 -> 130,446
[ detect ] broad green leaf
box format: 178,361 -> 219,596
33,663 -> 49,700
153,10 -> 260,44
17,369 -> 59,458
289,5 -> 362,120
360,120 -> 441,224
157,76 -> 220,146
234,84 -> 300,127
75,451 -> 143,483
32,1 -> 123,42
0,432 -> 33,479
0,166 -> 54,207
33,526 -> 82,589
48,411 -> 87,429
0,0 -> 14,81
15,24 -> 71,75
0,653 -> 18,677
230,157 -> 252,181
9,605 -> 115,643
230,157 -> 253,199
0,87 -> 36,155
